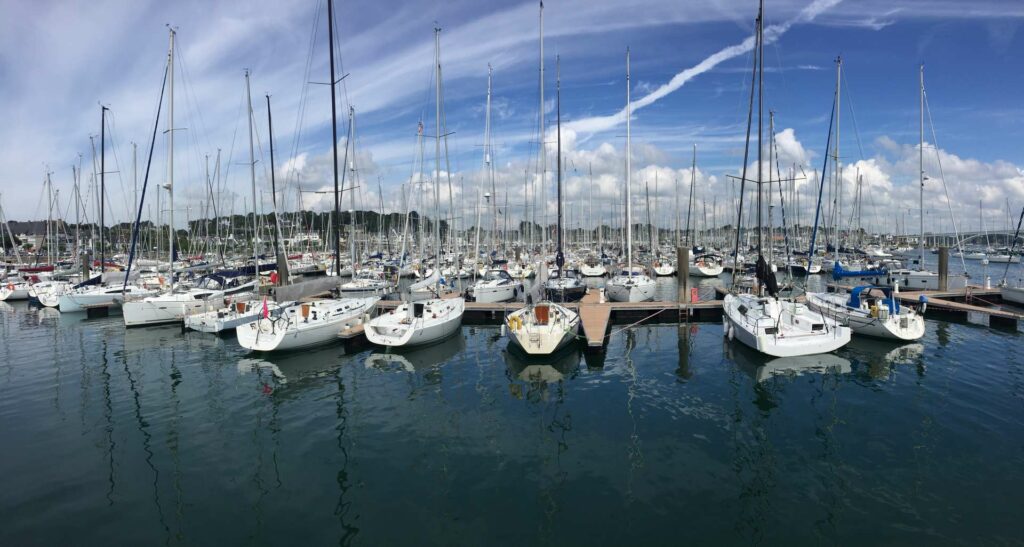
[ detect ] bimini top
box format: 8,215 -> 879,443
832,261 -> 888,281
847,285 -> 899,314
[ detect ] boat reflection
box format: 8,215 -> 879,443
35,306 -> 60,325
121,324 -> 184,354
725,341 -> 852,383
503,345 -> 581,400
845,338 -> 926,379
364,334 -> 466,373
238,344 -> 347,386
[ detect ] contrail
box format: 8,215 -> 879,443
565,0 -> 843,135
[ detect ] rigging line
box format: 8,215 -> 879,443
840,63 -> 866,161
103,111 -> 132,224
221,81 -> 247,221
729,14 -> 760,293
283,0 -> 322,193
923,89 -> 968,275
329,4 -> 350,107
173,37 -> 212,154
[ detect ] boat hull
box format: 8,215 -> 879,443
806,292 -> 925,341
237,297 -> 377,352
605,277 -> 656,303
365,298 -> 465,348
723,294 -> 851,357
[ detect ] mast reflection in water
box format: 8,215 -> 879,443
0,301 -> 1021,545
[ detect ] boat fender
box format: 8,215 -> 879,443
726,323 -> 734,340
919,294 -> 928,313
501,323 -> 507,337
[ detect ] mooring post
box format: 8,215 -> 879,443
938,246 -> 949,291
677,246 -> 689,303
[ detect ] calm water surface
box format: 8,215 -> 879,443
1,297 -> 1022,546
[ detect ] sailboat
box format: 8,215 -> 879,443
124,68 -> 264,328
884,65 -> 969,289
722,0 -> 851,358
506,56 -> 581,356
605,49 -> 656,303
364,26 -> 465,348
60,91 -> 157,312
806,286 -> 925,340
239,0 -> 381,351
681,144 -> 724,278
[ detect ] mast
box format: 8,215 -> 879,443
919,63 -> 926,269
483,64 -> 494,260
756,0 -> 763,273
245,69 -> 259,269
433,26 -> 442,277
555,55 -> 564,278
327,0 -> 342,277
46,171 -> 53,266
487,65 -> 498,253
686,143 -> 696,247
167,28 -> 175,280
100,105 -> 108,275
625,48 -> 633,275
266,94 -> 287,285
833,56 -> 841,265
73,165 -> 81,260
539,0 -> 547,253
345,107 -> 356,270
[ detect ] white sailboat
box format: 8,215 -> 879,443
236,296 -> 378,352
806,286 -> 925,341
365,26 -> 464,349
468,269 -> 520,303
184,297 -> 285,334
123,277 -> 258,327
505,55 -> 580,356
0,279 -> 31,301
126,65 -> 261,328
606,49 -> 655,303
723,1 -> 851,358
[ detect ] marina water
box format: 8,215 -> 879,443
2,286 -> 1023,545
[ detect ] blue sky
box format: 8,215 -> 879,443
1,0 -> 1022,234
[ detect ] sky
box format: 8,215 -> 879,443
1,0 -> 1023,237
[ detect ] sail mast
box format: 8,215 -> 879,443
433,27 -> 442,277
100,105 -> 107,274
539,0 -> 546,253
327,0 -> 342,277
919,63 -> 925,269
167,28 -> 175,279
756,0 -> 763,271
555,55 -> 564,277
625,48 -> 633,275
266,94 -> 288,285
245,69 -> 258,269
834,56 -> 842,266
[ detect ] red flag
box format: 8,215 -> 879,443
262,297 -> 269,319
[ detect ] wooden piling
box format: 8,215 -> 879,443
677,246 -> 689,303
938,246 -> 949,291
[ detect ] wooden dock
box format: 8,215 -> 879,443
578,289 -> 611,348
891,288 -> 1022,328
372,288 -> 724,350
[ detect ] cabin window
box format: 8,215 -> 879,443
764,327 -> 778,335
811,324 -> 824,331
737,305 -> 748,315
